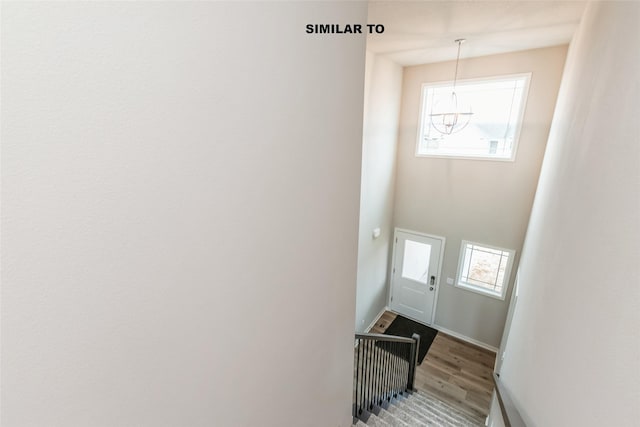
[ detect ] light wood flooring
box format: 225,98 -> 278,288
370,311 -> 496,421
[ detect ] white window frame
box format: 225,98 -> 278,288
415,73 -> 531,162
455,240 -> 516,300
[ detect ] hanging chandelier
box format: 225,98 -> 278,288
429,39 -> 473,135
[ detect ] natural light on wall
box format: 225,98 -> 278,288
417,73 -> 530,161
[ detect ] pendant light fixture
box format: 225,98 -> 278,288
429,39 -> 473,135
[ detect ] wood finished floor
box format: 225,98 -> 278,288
370,311 -> 496,421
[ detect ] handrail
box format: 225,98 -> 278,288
492,373 -> 527,427
352,332 -> 420,423
355,332 -> 415,343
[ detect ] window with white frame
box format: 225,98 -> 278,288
417,74 -> 530,161
456,241 -> 515,300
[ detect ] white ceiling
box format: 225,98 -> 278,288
367,1 -> 587,66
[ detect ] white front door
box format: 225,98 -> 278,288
390,230 -> 444,325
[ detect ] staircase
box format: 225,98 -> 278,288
352,389 -> 485,426
353,333 -> 485,426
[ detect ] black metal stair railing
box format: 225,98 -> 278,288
352,332 -> 421,423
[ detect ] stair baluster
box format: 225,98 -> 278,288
352,332 -> 420,423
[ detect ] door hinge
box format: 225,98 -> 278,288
395,237 -> 398,243
391,296 -> 393,302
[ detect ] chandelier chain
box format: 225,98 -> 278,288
453,39 -> 464,91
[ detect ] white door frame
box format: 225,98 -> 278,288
388,227 -> 446,326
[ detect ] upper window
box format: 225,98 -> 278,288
456,240 -> 515,300
417,73 -> 530,161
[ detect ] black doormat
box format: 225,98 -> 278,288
379,315 -> 438,364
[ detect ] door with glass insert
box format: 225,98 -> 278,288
390,230 -> 443,325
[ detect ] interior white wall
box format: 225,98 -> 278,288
394,46 -> 567,347
486,393 -> 506,427
355,51 -> 402,332
496,2 -> 640,425
0,3 -> 367,426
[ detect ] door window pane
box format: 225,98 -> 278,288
401,240 -> 431,284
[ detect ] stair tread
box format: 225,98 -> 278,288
405,394 -> 483,426
384,403 -> 439,426
364,414 -> 392,427
354,388 -> 486,426
395,399 -> 452,426
377,407 -> 411,427
415,390 -> 485,424
354,390 -> 484,427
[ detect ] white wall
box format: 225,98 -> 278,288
1,3 -> 367,426
486,393 -> 506,427
394,46 -> 567,347
496,2 -> 640,425
355,52 -> 402,332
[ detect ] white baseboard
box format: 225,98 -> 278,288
432,324 -> 498,353
364,306 -> 389,333
361,307 -> 498,353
